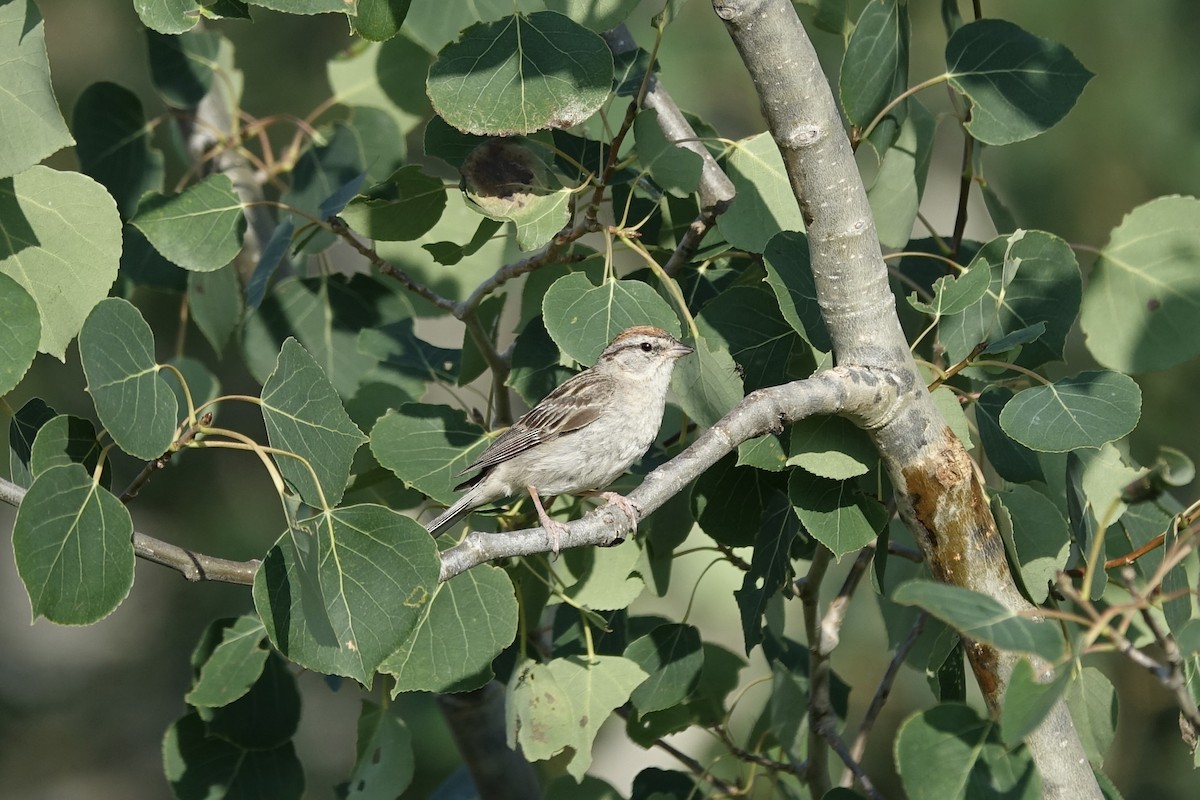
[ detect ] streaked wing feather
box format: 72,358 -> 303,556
456,372 -> 613,476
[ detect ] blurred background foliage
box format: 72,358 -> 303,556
3,0 -> 1198,797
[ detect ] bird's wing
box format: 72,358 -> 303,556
456,371 -> 614,477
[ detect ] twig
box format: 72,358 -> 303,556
1120,568 -> 1200,732
818,546 -> 874,653
845,613 -> 927,783
614,707 -> 742,795
798,546 -> 833,798
1,475 -> 258,585
327,216 -> 459,313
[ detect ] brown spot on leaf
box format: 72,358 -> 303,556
1147,297 -> 1161,312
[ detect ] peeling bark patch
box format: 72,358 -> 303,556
900,427 -> 1006,587
967,640 -> 1002,706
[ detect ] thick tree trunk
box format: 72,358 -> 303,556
710,1 -> 1099,797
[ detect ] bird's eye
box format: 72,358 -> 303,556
640,342 -> 653,352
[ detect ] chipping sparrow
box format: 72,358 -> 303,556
424,326 -> 693,552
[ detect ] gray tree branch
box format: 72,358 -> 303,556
710,1 -> 1100,797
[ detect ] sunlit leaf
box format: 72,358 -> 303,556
0,167 -> 121,359
0,0 -> 74,177
428,12 -> 612,136
1081,196 -> 1200,373
542,273 -> 682,365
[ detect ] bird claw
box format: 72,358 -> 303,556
599,491 -> 639,544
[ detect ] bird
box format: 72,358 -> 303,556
424,325 -> 694,553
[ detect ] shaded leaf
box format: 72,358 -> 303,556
346,700 -> 414,798
790,470 -> 885,560
253,504 -> 441,686
892,580 -> 1064,661
145,29 -> 220,107
131,173 -> 247,272
80,298 -> 179,460
999,371 -> 1141,453
717,133 -> 805,253
187,615 -> 270,708
383,564 -> 518,694
12,464 -> 134,625
352,0 -> 413,41
993,485 -> 1069,603
188,264 -> 242,354
370,403 -> 490,507
946,19 -> 1093,145
341,165 -> 447,241
762,230 -> 832,351
8,397 -> 56,489
72,81 -> 164,219
625,624 -> 705,714
0,271 -> 38,396
260,338 -> 367,507
163,712 -> 303,800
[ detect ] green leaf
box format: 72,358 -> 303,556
946,19 -> 1093,145
28,414 -> 105,482
544,0 -> 640,32
427,11 -> 613,136
896,703 -> 1041,800
131,173 -> 246,272
358,320 -> 462,385
790,470 -> 885,560
370,404 -> 490,506
993,485 -> 1069,604
840,0 -> 909,129
734,492 -> 798,653
0,166 -> 122,359
383,564 -> 517,694
624,624 -> 704,715
12,464 -> 135,625
509,314 -> 574,405
999,371 -> 1141,453
279,123 -> 365,254
697,285 -> 813,392
931,386 -> 973,449
80,298 -> 179,460
186,616 -> 270,708
0,271 -> 38,396
556,539 -> 645,611
1064,666 -> 1118,766
253,504 -> 441,686
163,712 -> 303,800
340,165 -> 447,241
71,82 -> 164,219
976,387 -> 1044,483
865,101 -> 935,249
260,338 -> 367,507
134,0 -> 200,34
542,273 -> 682,365
327,34 -> 432,137
246,219 -> 295,309
199,648 -> 300,750
669,333 -> 744,429
121,225 -> 186,291
892,580 -> 1064,662
347,701 -> 414,799
246,0 -> 348,12
634,108 -> 702,198
939,230 -> 1081,369
1000,658 -> 1071,745
351,0 -> 412,41
1081,196 -> 1200,373
787,415 -> 876,480
0,0 -> 74,177
145,29 -> 221,107
8,397 -> 55,489
717,133 -> 805,253
507,655 -> 648,780
762,231 -> 832,351
188,264 -> 242,354
242,274 -> 412,397
908,259 -> 991,316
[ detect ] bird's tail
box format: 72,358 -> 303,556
424,492 -> 476,537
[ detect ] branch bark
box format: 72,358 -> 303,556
710,1 -> 1100,797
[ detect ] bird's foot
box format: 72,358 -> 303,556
527,485 -> 568,558
599,491 -> 639,544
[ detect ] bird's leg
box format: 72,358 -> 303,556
526,485 -> 569,557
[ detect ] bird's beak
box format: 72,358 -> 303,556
670,340 -> 695,359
